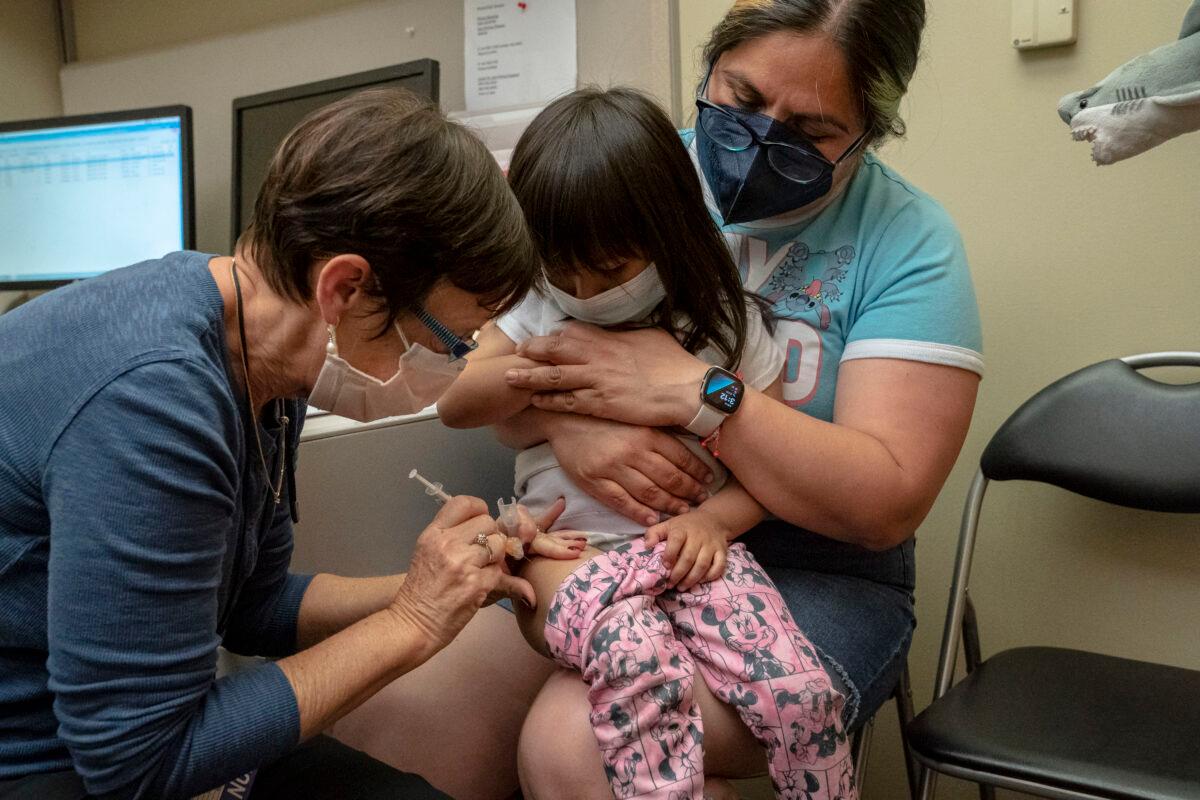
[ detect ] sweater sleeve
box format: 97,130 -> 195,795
222,401 -> 313,658
42,359 -> 300,799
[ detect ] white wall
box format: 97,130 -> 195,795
57,0 -> 675,255
676,2 -> 1200,799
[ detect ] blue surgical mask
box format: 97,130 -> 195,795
694,66 -> 867,225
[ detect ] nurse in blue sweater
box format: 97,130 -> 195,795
0,89 -> 544,799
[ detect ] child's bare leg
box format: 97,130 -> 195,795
514,546 -> 602,656
702,777 -> 742,800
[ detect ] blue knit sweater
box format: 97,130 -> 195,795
0,252 -> 312,798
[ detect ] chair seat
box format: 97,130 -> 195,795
907,646 -> 1200,800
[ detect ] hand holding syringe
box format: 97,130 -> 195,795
409,469 -> 525,558
408,469 -> 583,562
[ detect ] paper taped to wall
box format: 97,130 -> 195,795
464,0 -> 577,112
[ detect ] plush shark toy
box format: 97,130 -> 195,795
1058,0 -> 1200,165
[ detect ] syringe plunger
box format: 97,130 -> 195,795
408,468 -> 452,504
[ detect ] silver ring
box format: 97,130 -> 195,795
473,532 -> 494,562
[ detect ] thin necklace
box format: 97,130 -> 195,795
230,259 -> 288,505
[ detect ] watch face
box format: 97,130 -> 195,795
703,369 -> 743,414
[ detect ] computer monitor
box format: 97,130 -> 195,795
0,106 -> 194,290
230,60 -> 439,247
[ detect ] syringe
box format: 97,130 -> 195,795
409,469 -> 523,558
496,497 -> 525,559
408,468 -> 452,504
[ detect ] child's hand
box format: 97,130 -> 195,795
645,509 -> 732,591
528,529 -> 590,560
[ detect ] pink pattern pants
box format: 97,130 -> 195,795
543,539 -> 858,800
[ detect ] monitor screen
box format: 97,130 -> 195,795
231,60 -> 438,246
0,106 -> 194,290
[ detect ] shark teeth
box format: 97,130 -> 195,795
1071,126 -> 1098,142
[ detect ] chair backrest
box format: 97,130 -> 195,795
931,352 -> 1200,700
980,354 -> 1200,513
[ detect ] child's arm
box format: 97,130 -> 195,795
642,376 -> 784,589
437,322 -> 543,429
644,477 -> 765,590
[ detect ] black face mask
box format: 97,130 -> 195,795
694,73 -> 867,225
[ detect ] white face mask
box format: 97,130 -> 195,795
543,264 -> 666,326
308,322 -> 465,422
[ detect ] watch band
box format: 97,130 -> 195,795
685,399 -> 727,438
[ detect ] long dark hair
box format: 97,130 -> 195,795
703,0 -> 926,145
507,86 -> 764,367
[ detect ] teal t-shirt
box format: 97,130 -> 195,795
683,130 -> 984,420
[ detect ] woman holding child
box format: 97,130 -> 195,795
333,1 -> 981,798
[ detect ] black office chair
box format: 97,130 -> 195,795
906,352 -> 1200,800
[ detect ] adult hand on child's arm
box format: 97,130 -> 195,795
505,322 -> 710,428
438,323 -> 545,429
522,411 -> 711,525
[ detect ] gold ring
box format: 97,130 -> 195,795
473,532 -> 494,562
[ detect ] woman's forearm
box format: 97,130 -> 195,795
719,390 -> 921,548
278,605 -> 436,740
717,361 -> 977,550
437,354 -> 541,428
295,573 -> 405,650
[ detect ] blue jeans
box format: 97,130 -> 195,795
739,520 -> 916,731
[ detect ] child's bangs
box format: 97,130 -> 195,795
510,91 -> 659,283
535,168 -> 650,282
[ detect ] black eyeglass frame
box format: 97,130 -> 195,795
695,65 -> 869,185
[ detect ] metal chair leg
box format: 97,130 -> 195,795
960,594 -> 995,799
894,665 -> 919,800
962,591 -> 983,673
850,713 -> 875,794
917,762 -> 937,800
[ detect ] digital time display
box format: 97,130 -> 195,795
703,369 -> 743,414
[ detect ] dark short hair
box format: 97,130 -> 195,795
507,86 -> 768,368
238,88 -> 538,330
702,0 -> 927,145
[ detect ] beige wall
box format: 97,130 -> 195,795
57,0 -> 674,255
678,2 -> 1200,799
69,0 -> 377,61
0,0 -> 63,122
0,0 -> 64,309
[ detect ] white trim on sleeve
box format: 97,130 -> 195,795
841,338 -> 984,376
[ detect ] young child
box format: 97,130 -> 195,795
438,88 -> 857,800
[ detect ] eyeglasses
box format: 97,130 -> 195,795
415,308 -> 478,361
696,66 -> 868,184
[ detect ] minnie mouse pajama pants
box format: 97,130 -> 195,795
543,540 -> 858,800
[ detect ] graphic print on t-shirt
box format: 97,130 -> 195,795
761,241 -> 854,332
734,235 -> 855,409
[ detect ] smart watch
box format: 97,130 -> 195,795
685,366 -> 745,438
